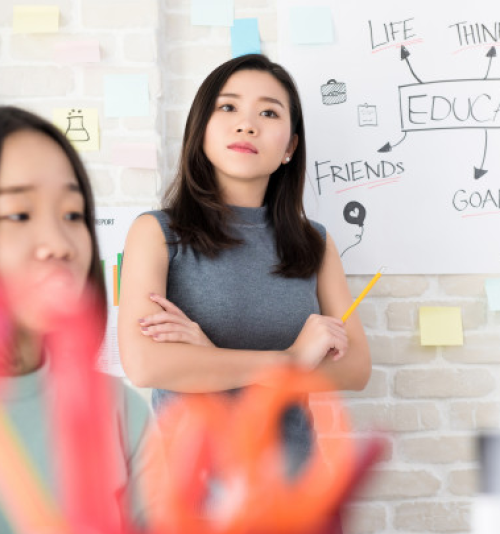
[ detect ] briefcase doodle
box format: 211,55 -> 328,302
321,79 -> 347,105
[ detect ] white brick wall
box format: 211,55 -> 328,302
0,1 -> 498,532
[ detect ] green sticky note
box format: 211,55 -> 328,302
289,6 -> 334,45
419,307 -> 463,346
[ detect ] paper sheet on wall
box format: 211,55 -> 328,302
13,5 -> 59,33
231,18 -> 261,58
419,306 -> 464,346
53,108 -> 100,152
53,40 -> 101,64
485,278 -> 500,311
95,206 -> 151,377
278,0 -> 500,274
103,74 -> 149,118
110,143 -> 157,169
191,0 -> 234,27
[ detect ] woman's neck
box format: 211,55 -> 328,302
0,328 -> 43,377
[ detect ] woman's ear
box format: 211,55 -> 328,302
283,134 -> 299,164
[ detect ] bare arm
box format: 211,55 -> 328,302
314,232 -> 372,391
118,214 -> 309,392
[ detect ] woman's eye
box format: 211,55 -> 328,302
0,213 -> 30,222
261,109 -> 278,118
220,104 -> 235,112
65,211 -> 85,222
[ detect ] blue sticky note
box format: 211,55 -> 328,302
231,18 -> 260,58
485,278 -> 500,311
290,6 -> 334,45
103,74 -> 149,118
191,0 -> 234,27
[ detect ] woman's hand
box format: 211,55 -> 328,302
285,314 -> 348,370
138,294 -> 215,347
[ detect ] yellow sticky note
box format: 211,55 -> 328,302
52,108 -> 100,152
13,5 -> 59,34
419,306 -> 463,346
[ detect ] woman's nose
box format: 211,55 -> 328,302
235,115 -> 257,135
34,219 -> 75,261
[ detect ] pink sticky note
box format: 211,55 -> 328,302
53,40 -> 101,64
110,143 -> 157,169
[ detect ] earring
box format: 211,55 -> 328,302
285,156 -> 291,163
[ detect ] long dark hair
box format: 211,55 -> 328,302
164,54 -> 325,278
0,106 -> 107,317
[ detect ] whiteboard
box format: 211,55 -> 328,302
278,0 -> 500,274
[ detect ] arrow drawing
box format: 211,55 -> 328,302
474,129 -> 488,179
401,46 -> 423,84
484,46 -> 497,80
378,132 -> 407,153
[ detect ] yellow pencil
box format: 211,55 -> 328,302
342,267 -> 386,323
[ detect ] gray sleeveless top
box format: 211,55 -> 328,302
145,205 -> 326,474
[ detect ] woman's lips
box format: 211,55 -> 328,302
227,142 -> 258,154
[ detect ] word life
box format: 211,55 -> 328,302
368,18 -> 417,50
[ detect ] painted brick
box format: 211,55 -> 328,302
450,402 -> 500,430
448,469 -> 479,496
123,33 -> 157,62
82,0 -> 158,29
394,502 -> 470,532
443,332 -> 500,363
395,369 -> 496,398
0,66 -> 73,96
400,436 -> 475,463
367,334 -> 436,365
439,274 -> 488,297
354,469 -> 441,499
120,168 -> 159,197
346,402 -> 441,432
341,504 -> 386,534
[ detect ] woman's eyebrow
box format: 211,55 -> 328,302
0,185 -> 34,195
217,93 -> 285,109
0,183 -> 82,195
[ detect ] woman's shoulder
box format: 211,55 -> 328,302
307,218 -> 327,241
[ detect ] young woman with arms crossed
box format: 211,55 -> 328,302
118,54 -> 371,475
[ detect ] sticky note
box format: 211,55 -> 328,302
53,40 -> 101,64
419,307 -> 464,346
289,6 -> 334,45
231,18 -> 260,58
191,0 -> 233,26
110,143 -> 157,169
485,279 -> 500,311
103,74 -> 149,118
52,108 -> 100,152
13,5 -> 59,34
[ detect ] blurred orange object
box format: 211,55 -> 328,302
143,368 -> 363,534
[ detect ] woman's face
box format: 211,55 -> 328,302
0,130 -> 92,332
203,69 -> 297,203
